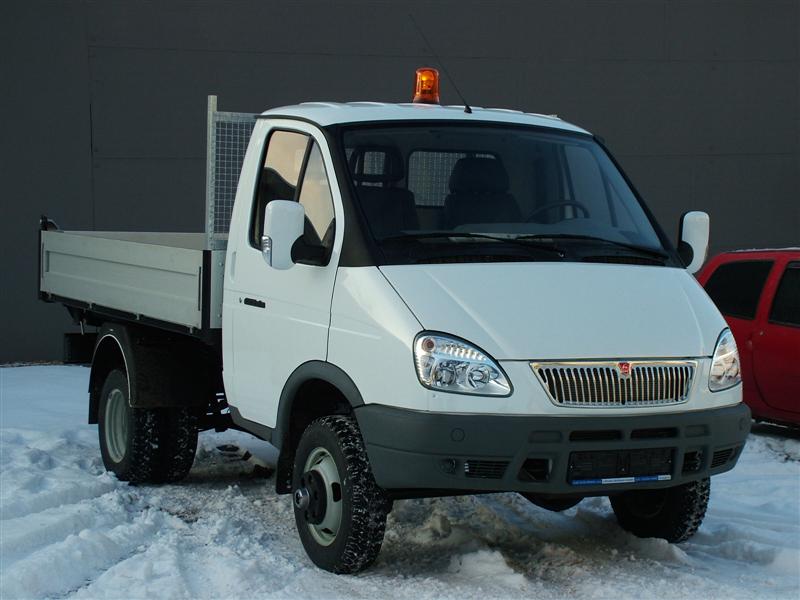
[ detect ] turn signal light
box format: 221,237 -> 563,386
413,67 -> 440,104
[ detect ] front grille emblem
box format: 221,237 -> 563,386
531,360 -> 697,408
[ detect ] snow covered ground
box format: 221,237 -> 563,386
1,365 -> 798,599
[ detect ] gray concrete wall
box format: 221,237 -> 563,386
2,0 -> 798,363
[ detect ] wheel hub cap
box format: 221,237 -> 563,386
294,487 -> 310,510
104,388 -> 129,463
298,447 -> 343,546
300,470 -> 328,524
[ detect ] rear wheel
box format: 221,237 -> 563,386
292,415 -> 389,573
154,407 -> 198,483
97,369 -> 197,484
610,478 -> 710,543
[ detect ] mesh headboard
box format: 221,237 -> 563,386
205,96 -> 257,249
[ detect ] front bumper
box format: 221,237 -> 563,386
355,402 -> 750,496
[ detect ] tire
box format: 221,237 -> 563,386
97,369 -> 197,484
153,407 -> 198,483
610,478 -> 710,543
292,415 -> 389,573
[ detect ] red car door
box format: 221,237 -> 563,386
751,259 -> 800,414
700,257 -> 775,407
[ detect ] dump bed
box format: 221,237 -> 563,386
38,97 -> 255,337
40,230 -> 225,333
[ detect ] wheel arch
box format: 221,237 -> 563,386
88,324 -> 133,424
89,322 -> 218,424
264,361 -> 365,494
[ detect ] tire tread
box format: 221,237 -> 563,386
295,415 -> 389,573
98,369 -> 197,485
611,478 -> 710,543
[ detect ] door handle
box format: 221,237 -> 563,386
243,297 -> 266,309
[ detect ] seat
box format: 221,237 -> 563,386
350,147 -> 419,239
444,157 -> 521,228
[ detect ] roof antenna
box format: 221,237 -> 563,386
408,14 -> 473,114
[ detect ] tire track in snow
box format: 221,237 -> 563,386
0,489 -> 142,565
0,508 -> 178,599
0,476 -> 118,522
0,431 -> 113,522
73,483 -> 307,599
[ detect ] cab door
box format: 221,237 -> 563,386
752,260 -> 800,414
225,122 -> 343,428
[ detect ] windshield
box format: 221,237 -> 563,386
342,125 -> 670,265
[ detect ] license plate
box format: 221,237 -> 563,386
568,447 -> 674,486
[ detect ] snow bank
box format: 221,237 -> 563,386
1,365 -> 798,599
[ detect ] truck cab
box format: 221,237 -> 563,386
39,73 -> 750,574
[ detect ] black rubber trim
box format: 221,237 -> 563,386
90,324 -> 137,410
225,360 -> 366,451
274,361 -> 365,449
356,403 -> 751,496
229,405 -> 274,442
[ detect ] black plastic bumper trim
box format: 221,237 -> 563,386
355,403 -> 751,496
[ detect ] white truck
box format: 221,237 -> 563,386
40,73 -> 749,573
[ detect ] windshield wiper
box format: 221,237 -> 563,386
515,233 -> 668,260
379,232 -> 565,257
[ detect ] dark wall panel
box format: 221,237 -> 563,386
92,158 -> 206,232
2,0 -> 798,363
1,1 -> 93,363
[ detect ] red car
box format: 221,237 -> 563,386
697,249 -> 800,427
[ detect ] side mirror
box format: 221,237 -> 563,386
262,200 -> 304,270
678,211 -> 710,274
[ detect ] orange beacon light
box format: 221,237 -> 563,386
413,68 -> 440,104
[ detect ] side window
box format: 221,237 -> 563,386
250,130 -> 310,248
298,143 -> 335,249
769,263 -> 800,327
704,260 -> 774,320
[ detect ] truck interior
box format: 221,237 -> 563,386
341,125 -> 667,263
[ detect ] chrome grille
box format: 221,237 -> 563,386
532,361 -> 696,408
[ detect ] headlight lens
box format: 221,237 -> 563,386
709,329 -> 741,392
413,333 -> 511,396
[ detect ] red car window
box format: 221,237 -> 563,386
704,260 -> 773,320
769,262 -> 800,327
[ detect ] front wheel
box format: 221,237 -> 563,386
610,478 -> 710,543
292,415 -> 389,573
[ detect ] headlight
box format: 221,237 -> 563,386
413,333 -> 511,396
709,329 -> 741,392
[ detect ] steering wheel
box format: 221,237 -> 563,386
526,201 -> 591,223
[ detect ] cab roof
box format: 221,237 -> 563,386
259,102 -> 591,135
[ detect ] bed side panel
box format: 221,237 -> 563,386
41,231 -> 204,329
